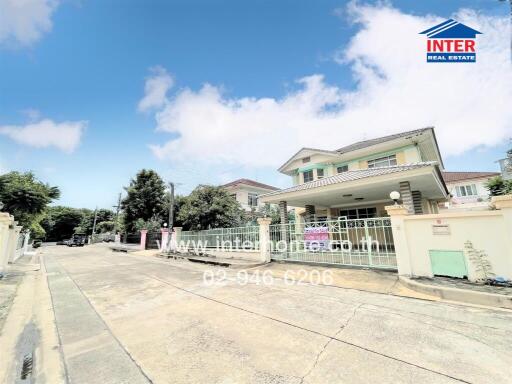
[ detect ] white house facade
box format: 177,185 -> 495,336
441,171 -> 500,210
221,179 -> 280,212
260,127 -> 449,222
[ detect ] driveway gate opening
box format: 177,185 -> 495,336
269,217 -> 397,269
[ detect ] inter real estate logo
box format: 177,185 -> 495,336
419,19 -> 482,63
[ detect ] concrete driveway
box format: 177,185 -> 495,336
36,244 -> 512,383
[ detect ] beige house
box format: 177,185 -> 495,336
260,127 -> 449,221
221,178 -> 279,212
441,171 -> 500,210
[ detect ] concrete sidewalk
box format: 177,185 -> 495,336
44,255 -> 151,384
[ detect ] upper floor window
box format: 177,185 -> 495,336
317,169 -> 324,179
455,184 -> 477,197
248,193 -> 258,206
302,156 -> 311,164
367,154 -> 397,168
230,193 -> 237,200
303,170 -> 314,183
337,165 -> 348,173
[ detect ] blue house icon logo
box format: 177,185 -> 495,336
419,19 -> 482,63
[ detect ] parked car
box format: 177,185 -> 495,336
67,234 -> 87,247
32,240 -> 42,248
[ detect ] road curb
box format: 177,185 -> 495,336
399,276 -> 512,310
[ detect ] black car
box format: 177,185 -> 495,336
67,234 -> 87,247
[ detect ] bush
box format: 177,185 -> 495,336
485,176 -> 512,196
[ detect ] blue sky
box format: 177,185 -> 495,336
0,0 -> 511,209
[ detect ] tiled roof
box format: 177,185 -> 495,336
261,162 -> 437,197
442,171 -> 500,183
336,128 -> 432,154
221,178 -> 280,191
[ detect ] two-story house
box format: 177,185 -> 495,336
260,127 -> 449,222
441,171 -> 500,210
221,178 -> 280,212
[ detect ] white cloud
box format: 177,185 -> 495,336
146,3 -> 512,169
0,0 -> 59,47
137,66 -> 174,113
0,118 -> 86,153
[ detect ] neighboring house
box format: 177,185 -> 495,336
260,127 -> 449,221
441,171 -> 500,210
221,179 -> 280,212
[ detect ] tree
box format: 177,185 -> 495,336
485,176 -> 512,196
96,221 -> 115,233
177,185 -> 245,230
0,171 -> 60,231
41,206 -> 84,241
253,204 -> 295,225
121,169 -> 167,233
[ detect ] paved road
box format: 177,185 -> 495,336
41,244 -> 512,384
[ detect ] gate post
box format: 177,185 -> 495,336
257,218 -> 272,263
160,228 -> 169,252
0,214 -> 13,277
171,227 -> 182,251
139,229 -> 148,250
385,205 -> 412,276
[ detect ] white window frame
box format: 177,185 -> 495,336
455,184 -> 478,197
317,168 -> 325,179
367,154 -> 397,168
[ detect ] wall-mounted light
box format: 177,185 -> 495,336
390,191 -> 401,205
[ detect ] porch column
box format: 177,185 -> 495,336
399,181 -> 414,214
279,201 -> 288,245
412,191 -> 423,214
279,201 -> 288,224
385,205 -> 413,276
305,204 -> 316,222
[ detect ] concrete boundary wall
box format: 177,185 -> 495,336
386,195 -> 512,281
0,213 -> 24,276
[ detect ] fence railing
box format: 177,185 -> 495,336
121,233 -> 141,245
180,226 -> 260,250
146,231 -> 162,250
269,217 -> 396,269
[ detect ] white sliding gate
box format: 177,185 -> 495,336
269,217 -> 397,269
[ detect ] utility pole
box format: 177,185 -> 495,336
113,193 -> 121,236
92,207 -> 98,235
167,182 -> 174,251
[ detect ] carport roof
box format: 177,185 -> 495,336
261,162 -> 443,198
